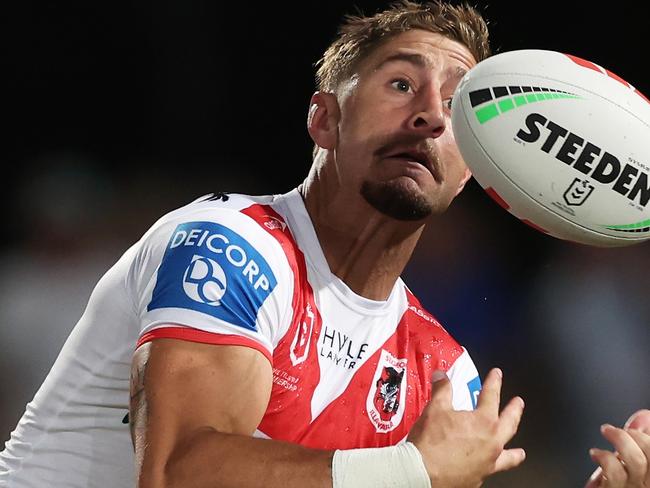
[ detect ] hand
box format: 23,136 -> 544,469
585,409 -> 650,488
407,368 -> 526,488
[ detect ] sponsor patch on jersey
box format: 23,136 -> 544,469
467,375 -> 482,409
366,350 -> 407,433
147,221 -> 277,331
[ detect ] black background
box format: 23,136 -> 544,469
7,1 -> 648,223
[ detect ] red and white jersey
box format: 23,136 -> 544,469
0,189 -> 481,487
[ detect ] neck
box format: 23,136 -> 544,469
298,163 -> 425,301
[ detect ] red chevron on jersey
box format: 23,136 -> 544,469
241,203 -> 324,437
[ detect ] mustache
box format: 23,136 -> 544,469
374,135 -> 439,163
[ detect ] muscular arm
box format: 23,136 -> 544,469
130,338 -> 332,488
131,339 -> 525,488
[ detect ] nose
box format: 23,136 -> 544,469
407,86 -> 446,138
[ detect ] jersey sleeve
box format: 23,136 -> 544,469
447,347 -> 482,411
127,205 -> 294,364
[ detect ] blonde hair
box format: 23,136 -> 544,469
316,0 -> 491,93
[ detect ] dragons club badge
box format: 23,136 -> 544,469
366,350 -> 407,433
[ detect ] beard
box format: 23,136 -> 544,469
360,178 -> 434,221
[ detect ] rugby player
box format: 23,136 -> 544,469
2,1 -> 645,487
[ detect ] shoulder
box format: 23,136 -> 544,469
138,192 -> 294,264
403,287 -> 481,410
127,192 -> 300,306
400,286 -> 480,410
145,192 -> 280,238
401,286 -> 463,358
129,192 -> 301,349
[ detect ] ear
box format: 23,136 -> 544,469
307,91 -> 340,151
454,167 -> 472,196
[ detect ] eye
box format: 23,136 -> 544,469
390,79 -> 413,93
444,97 -> 454,111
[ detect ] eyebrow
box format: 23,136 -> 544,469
452,65 -> 469,80
375,52 -> 469,80
376,52 -> 432,71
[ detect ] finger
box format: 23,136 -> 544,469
496,396 -> 525,445
492,448 -> 526,473
601,424 -> 646,485
584,466 -> 603,488
625,429 -> 650,485
476,368 -> 502,417
428,370 -> 452,408
589,448 -> 627,486
625,409 -> 650,433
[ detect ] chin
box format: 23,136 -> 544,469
360,178 -> 449,221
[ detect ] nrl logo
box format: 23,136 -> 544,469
366,350 -> 407,433
563,177 -> 595,206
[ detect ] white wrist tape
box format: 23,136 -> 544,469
331,441 -> 431,488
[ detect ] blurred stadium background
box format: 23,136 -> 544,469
3,1 -> 649,486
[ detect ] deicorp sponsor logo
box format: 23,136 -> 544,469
183,255 -> 227,306
148,221 -> 277,331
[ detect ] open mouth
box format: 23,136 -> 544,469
387,150 -> 439,181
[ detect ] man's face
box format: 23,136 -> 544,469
335,29 -> 477,220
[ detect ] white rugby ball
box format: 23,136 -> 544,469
452,49 -> 650,247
